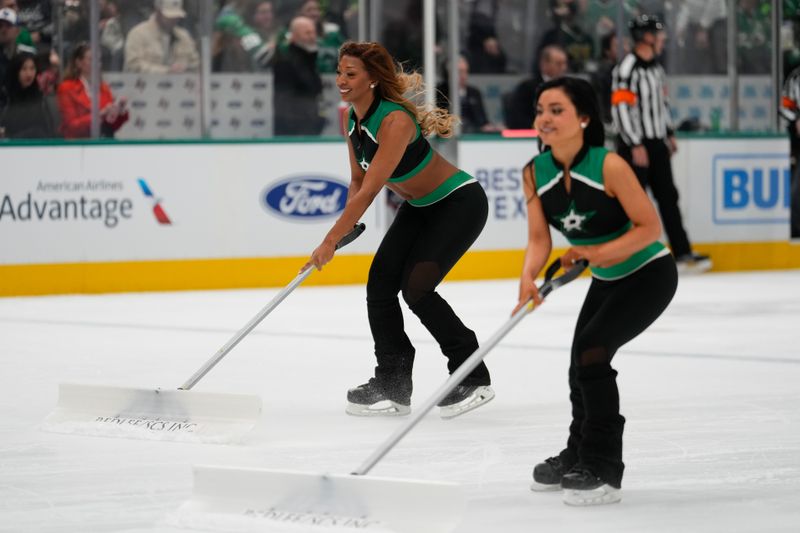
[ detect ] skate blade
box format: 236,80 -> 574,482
677,259 -> 712,275
563,485 -> 621,506
345,400 -> 411,417
439,386 -> 495,419
530,480 -> 561,492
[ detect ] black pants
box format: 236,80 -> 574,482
790,131 -> 800,239
560,255 -> 678,488
618,139 -> 692,257
366,182 -> 490,387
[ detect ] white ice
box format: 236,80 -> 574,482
1,269 -> 799,532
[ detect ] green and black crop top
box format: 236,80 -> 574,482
529,144 -> 669,280
348,98 -> 433,182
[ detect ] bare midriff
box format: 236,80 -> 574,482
385,151 -> 460,201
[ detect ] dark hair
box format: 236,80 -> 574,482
600,32 -> 616,55
534,76 -> 604,147
4,52 -> 40,99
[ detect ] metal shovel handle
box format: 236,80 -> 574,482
352,256 -> 588,476
179,223 -> 366,390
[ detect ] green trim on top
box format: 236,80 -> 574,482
408,170 -> 474,207
589,243 -> 670,280
533,152 -> 560,191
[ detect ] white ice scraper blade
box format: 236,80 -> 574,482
42,383 -> 261,444
166,465 -> 465,533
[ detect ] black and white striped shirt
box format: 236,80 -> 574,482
611,53 -> 673,146
780,65 -> 800,125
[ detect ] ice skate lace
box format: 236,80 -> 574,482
544,456 -> 563,470
567,466 -> 597,480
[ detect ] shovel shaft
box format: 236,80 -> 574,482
352,303 -> 532,476
351,257 -> 588,476
180,222 -> 367,391
179,268 -> 314,390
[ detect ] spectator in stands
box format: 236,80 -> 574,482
123,0 -> 199,74
737,0 -> 771,74
436,55 -> 500,133
57,42 -> 128,138
504,44 -> 568,130
580,0 -> 636,60
382,1 -> 442,72
273,16 -> 324,136
1,0 -> 34,51
0,51 -> 57,138
275,0 -> 345,74
591,32 -> 619,126
0,6 -> 22,105
14,0 -> 50,48
536,0 -> 594,73
248,0 -> 279,59
99,0 -> 125,71
675,0 -> 727,74
298,0 -> 345,73
465,10 -> 507,74
213,0 -> 277,72
61,0 -> 91,53
116,0 -> 150,37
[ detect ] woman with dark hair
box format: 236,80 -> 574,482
517,77 -> 677,505
303,41 -> 493,419
56,42 -> 128,138
0,51 -> 57,138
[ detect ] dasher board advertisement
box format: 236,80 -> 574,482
0,143 -> 384,265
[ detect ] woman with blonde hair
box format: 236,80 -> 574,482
303,41 -> 493,419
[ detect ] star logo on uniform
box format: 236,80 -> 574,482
556,201 -> 595,233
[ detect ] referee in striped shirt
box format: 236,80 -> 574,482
612,14 -> 711,272
780,65 -> 800,238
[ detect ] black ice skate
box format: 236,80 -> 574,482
437,385 -> 494,419
346,377 -> 411,416
561,466 -> 621,506
530,455 -> 572,492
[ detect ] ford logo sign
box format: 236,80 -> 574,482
263,176 -> 348,219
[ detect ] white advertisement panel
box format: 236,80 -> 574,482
1,137 -> 791,268
459,136 -> 791,249
457,138 -> 569,250
0,143 -> 383,265
673,138 -> 790,243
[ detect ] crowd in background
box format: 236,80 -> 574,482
1,0 -> 800,140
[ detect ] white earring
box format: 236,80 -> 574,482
580,122 -> 588,129
370,83 -> 376,89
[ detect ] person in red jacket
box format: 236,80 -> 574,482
56,42 -> 128,138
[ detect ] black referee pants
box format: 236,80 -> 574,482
618,138 -> 692,257
365,182 -> 490,389
789,131 -> 800,239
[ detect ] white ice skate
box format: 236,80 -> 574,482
438,385 -> 495,419
346,400 -> 411,417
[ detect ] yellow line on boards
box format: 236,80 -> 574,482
1,241 -> 799,296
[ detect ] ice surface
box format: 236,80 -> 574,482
1,270 -> 799,532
